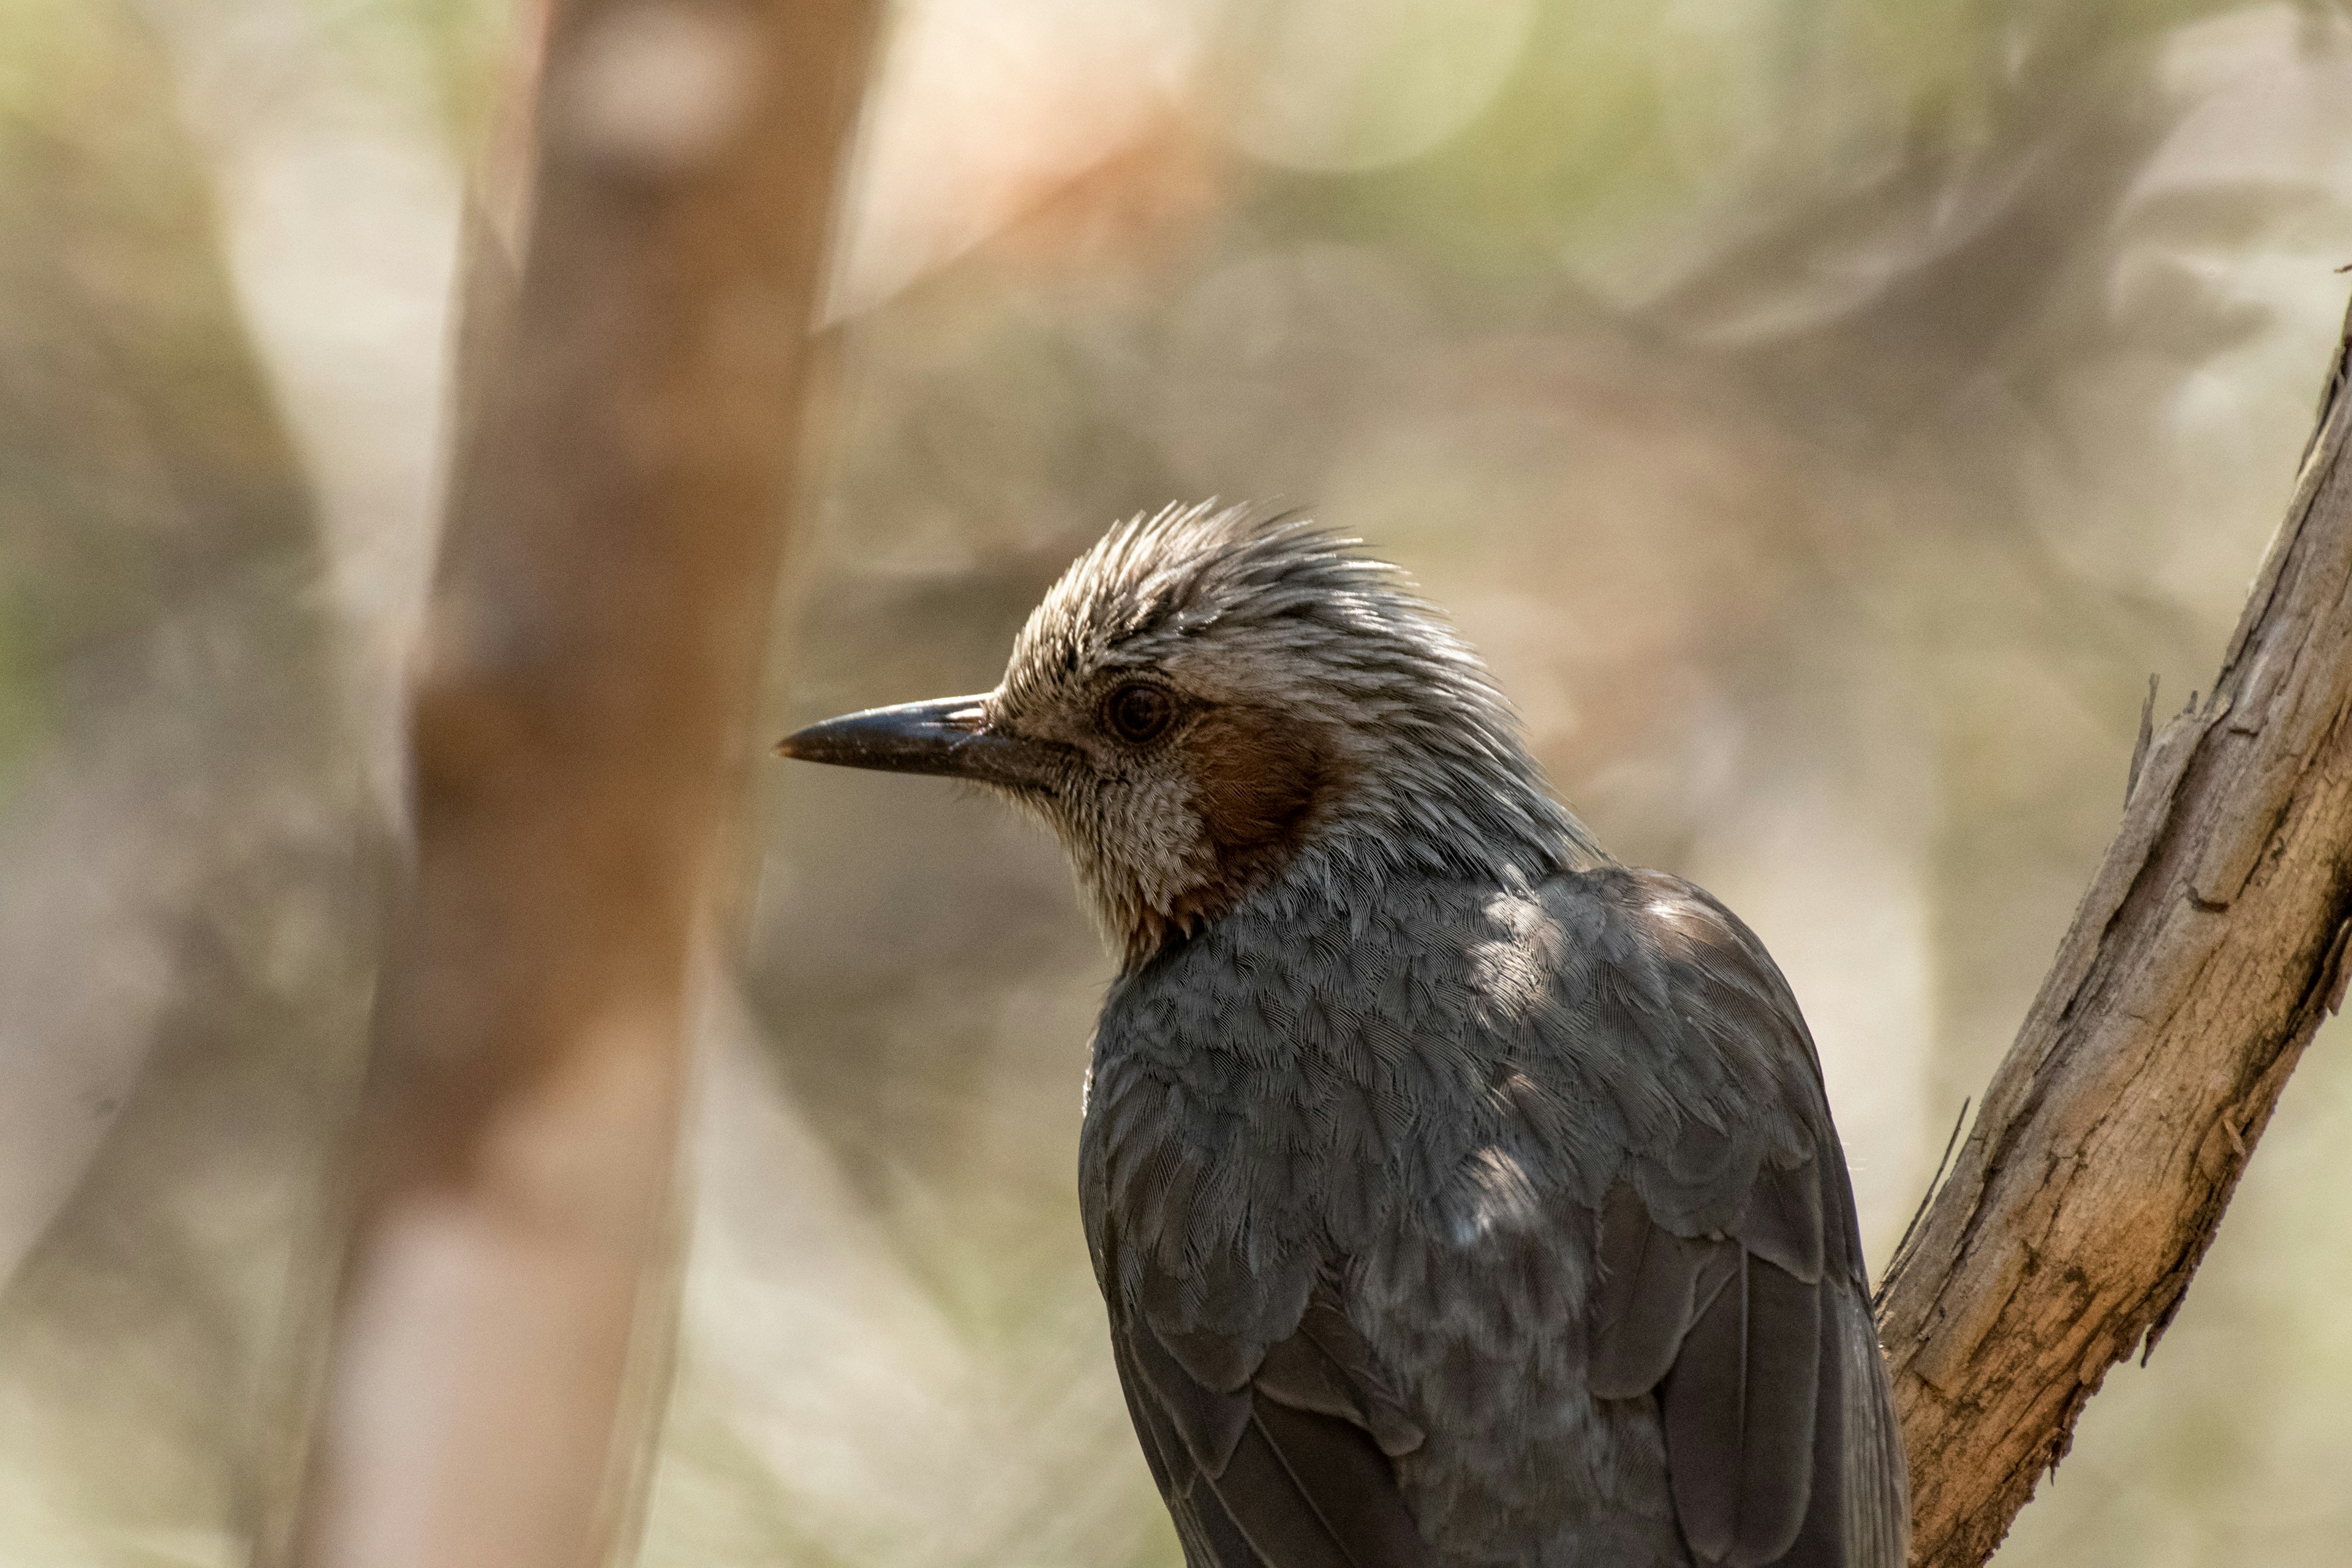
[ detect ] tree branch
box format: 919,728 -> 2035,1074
280,4 -> 879,1566
1876,285 -> 2352,1567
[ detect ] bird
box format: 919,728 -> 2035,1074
776,502 -> 1909,1568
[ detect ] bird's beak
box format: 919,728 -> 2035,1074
775,694 -> 1065,793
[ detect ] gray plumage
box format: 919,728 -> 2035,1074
778,502 -> 1910,1568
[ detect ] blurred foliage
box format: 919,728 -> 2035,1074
0,5 -> 371,1567
0,0 -> 298,798
2,1 -> 2350,1566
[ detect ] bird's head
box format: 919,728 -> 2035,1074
778,503 -> 1591,967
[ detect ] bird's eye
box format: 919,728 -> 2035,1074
1105,682 -> 1175,744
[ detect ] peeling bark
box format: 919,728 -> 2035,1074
1876,287 -> 2352,1568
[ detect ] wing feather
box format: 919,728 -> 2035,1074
1590,1182 -> 1706,1399
1660,1247 -> 1752,1559
1109,1290 -> 1434,1568
1579,869 -> 1908,1568
1250,1396 -> 1430,1568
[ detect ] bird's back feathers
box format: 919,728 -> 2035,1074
1082,864 -> 1909,1568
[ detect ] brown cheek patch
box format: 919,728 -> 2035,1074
1124,707 -> 1343,964
1185,706 -> 1332,878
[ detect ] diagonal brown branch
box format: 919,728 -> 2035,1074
1876,285 -> 2352,1568
279,4 -> 880,1566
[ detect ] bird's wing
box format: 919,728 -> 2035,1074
1105,1277 -> 1432,1568
1082,951 -> 1436,1568
1557,867 -> 1909,1568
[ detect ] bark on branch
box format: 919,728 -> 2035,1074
1875,288 -> 2352,1567
281,4 -> 879,1566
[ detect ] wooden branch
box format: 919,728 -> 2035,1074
1876,287 -> 2352,1567
282,4 -> 878,1566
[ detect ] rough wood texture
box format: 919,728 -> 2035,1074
283,4 -> 878,1566
1875,288 -> 2352,1568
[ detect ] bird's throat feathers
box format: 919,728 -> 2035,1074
1069,703 -> 1593,972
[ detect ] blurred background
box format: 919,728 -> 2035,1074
4,0 -> 2351,1563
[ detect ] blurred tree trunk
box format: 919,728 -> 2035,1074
278,3 -> 879,1566
1877,290 -> 2352,1567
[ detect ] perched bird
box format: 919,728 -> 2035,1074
777,503 -> 1909,1568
